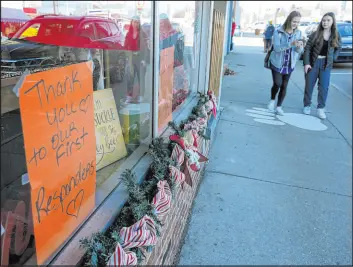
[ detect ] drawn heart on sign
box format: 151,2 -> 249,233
79,94 -> 91,114
66,189 -> 84,218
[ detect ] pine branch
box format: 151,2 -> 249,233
81,94 -> 209,266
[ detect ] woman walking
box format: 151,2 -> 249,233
303,12 -> 342,119
267,11 -> 304,115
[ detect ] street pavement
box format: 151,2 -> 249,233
177,36 -> 352,265
331,63 -> 352,99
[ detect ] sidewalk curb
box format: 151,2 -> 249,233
331,82 -> 352,100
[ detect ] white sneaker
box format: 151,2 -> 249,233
276,106 -> 284,115
303,106 -> 311,115
317,108 -> 326,119
267,100 -> 275,112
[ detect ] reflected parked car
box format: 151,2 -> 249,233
1,15 -> 127,85
1,32 -> 8,42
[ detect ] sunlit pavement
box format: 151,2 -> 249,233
178,37 -> 352,265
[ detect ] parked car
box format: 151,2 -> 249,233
303,22 -> 319,40
1,15 -> 128,86
335,22 -> 352,63
1,32 -> 8,42
299,22 -> 352,62
298,22 -> 310,39
253,21 -> 266,34
247,21 -> 266,33
233,25 -> 242,36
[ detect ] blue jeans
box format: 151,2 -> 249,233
303,57 -> 332,109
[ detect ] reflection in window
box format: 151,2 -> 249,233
80,23 -> 96,40
20,23 -> 40,38
95,22 -> 111,39
157,1 -> 203,132
1,1 -> 153,265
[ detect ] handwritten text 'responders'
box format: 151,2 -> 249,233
35,160 -> 95,223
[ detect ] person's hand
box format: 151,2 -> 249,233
304,64 -> 312,74
296,40 -> 304,48
291,40 -> 298,47
141,60 -> 146,68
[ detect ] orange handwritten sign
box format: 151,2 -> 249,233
19,62 -> 96,264
158,46 -> 174,132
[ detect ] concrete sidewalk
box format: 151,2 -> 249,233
178,38 -> 352,265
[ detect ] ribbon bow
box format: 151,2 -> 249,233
119,215 -> 157,250
207,90 -> 217,118
152,180 -> 172,224
169,130 -> 208,186
107,242 -> 137,266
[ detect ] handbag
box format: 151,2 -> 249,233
264,32 -> 281,69
264,45 -> 273,69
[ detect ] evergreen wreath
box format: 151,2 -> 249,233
80,92 -> 215,266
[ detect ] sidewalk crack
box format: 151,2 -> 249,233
207,170 -> 352,198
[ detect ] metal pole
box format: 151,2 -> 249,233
340,1 -> 347,20
274,8 -> 280,26
53,1 -> 56,14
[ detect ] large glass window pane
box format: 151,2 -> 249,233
157,1 -> 203,133
1,1 -> 153,265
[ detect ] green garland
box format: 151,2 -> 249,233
80,92 -> 214,266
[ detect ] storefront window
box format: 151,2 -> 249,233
157,1 -> 203,132
1,1 -> 153,265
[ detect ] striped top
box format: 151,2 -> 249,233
271,33 -> 294,74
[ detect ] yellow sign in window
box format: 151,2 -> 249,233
20,24 -> 40,38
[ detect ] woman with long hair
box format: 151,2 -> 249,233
302,12 -> 342,119
267,11 -> 304,115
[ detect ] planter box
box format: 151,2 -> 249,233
138,111 -> 219,265
139,141 -> 210,266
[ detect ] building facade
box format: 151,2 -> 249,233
0,1 -> 229,265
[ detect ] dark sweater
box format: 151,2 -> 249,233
303,31 -> 342,68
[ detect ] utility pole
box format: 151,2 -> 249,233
340,1 -> 347,20
53,1 -> 59,14
274,8 -> 280,25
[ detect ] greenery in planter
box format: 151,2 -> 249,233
80,93 -> 214,266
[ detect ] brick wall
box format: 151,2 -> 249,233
139,136 -> 212,265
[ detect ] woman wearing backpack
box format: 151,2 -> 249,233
302,12 -> 342,119
267,11 -> 304,115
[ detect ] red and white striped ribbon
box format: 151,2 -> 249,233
119,215 -> 157,250
152,180 -> 172,222
171,144 -> 185,168
169,165 -> 185,189
192,130 -> 199,148
106,242 -> 137,267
